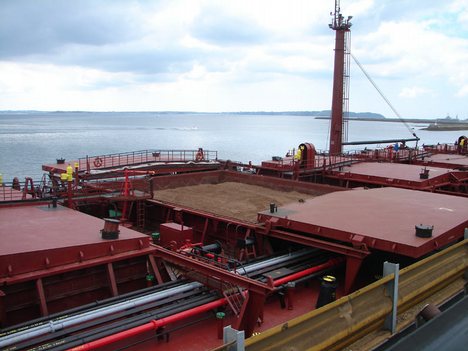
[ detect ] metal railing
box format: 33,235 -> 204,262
423,143 -> 466,154
78,149 -> 218,172
242,237 -> 468,351
0,178 -> 41,201
0,175 -> 153,202
261,147 -> 433,174
0,183 -> 27,201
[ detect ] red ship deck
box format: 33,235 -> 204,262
258,187 -> 468,258
327,162 -> 460,190
0,203 -> 153,283
336,162 -> 450,181
419,153 -> 468,169
260,154 -> 355,172
120,279 -> 339,351
0,186 -> 32,202
42,149 -> 219,175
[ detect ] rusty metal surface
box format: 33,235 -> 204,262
244,239 -> 468,351
258,187 -> 468,257
0,203 -> 151,281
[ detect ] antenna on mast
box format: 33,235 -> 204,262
329,0 -> 352,30
328,0 -> 352,155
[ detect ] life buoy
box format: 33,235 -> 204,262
94,157 -> 103,168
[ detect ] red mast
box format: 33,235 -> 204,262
329,0 -> 352,155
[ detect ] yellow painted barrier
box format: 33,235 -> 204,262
244,238 -> 468,351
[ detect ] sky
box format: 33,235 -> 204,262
0,0 -> 467,119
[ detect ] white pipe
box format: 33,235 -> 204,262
0,249 -> 314,348
0,282 -> 202,348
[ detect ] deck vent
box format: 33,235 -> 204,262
415,224 -> 433,238
101,218 -> 120,240
419,168 -> 430,179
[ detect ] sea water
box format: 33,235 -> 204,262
0,111 -> 464,182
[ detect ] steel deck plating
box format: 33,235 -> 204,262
0,203 -> 152,282
258,187 -> 468,258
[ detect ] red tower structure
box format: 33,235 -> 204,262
329,0 -> 352,155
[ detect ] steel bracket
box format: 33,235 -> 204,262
223,325 -> 245,351
464,229 -> 468,281
383,261 -> 399,334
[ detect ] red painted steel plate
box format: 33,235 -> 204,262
42,162 -> 72,173
0,204 -> 150,279
423,154 -> 468,167
338,162 -> 452,181
0,187 -> 31,202
258,187 -> 468,257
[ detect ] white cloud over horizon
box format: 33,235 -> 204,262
1,0 -> 467,118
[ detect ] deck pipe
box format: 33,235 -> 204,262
65,256 -> 343,351
51,294 -> 218,351
273,257 -> 344,287
67,297 -> 228,351
1,279 -> 184,334
24,290 -> 214,351
0,282 -> 202,348
0,250 -> 313,348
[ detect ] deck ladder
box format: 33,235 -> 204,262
222,281 -> 245,316
136,201 -> 145,229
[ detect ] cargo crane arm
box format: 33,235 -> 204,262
350,53 -> 420,146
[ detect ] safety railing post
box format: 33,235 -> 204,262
224,325 -> 245,351
383,261 -> 399,334
464,229 -> 468,283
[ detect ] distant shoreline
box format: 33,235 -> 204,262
1,110 -> 467,124
422,123 -> 468,131
315,116 -> 468,124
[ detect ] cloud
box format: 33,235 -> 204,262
0,0 -> 148,59
456,85 -> 468,97
452,0 -> 468,22
190,5 -> 269,46
399,86 -> 433,98
1,0 -> 468,118
55,43 -> 201,76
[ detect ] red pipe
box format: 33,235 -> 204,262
68,258 -> 343,350
67,297 -> 228,351
273,257 -> 344,287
